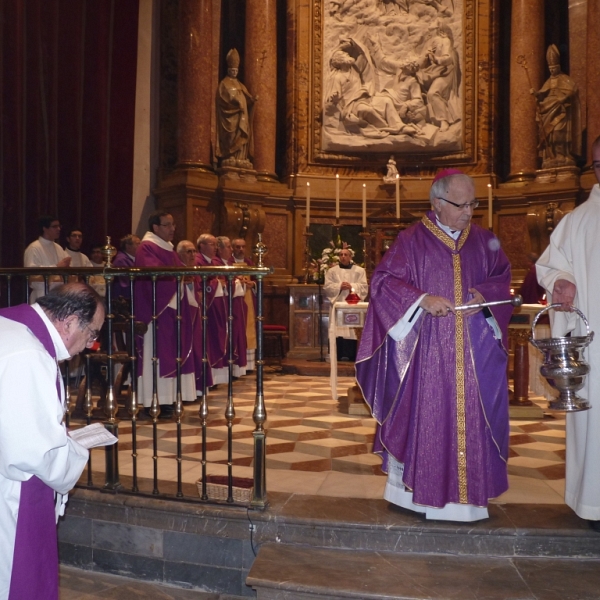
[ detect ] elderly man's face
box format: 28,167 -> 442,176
218,239 -> 233,261
199,236 -> 217,258
178,242 -> 196,267
338,249 -> 352,266
64,304 -> 106,357
432,177 -> 476,231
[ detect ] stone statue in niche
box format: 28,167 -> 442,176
321,0 -> 464,153
530,44 -> 581,169
216,49 -> 257,170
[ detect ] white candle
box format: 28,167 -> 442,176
335,174 -> 340,219
487,183 -> 493,229
395,174 -> 400,220
362,184 -> 367,229
306,182 -> 310,228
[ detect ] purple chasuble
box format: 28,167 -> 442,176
134,240 -> 194,377
356,213 -> 513,509
195,254 -> 228,369
111,251 -> 134,302
0,305 -> 60,600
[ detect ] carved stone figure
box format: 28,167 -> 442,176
324,38 -> 419,139
216,49 -> 256,169
383,156 -> 399,183
530,44 -> 581,169
416,21 -> 460,133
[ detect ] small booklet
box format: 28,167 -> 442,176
68,422 -> 118,449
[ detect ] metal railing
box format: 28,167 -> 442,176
0,261 -> 272,509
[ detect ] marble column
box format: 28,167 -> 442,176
245,0 -> 278,180
177,0 -> 213,170
568,0 -> 587,138
586,0 -> 600,163
508,0 -> 545,183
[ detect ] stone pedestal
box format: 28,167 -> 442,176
338,385 -> 370,416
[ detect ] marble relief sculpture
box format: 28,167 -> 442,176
530,44 -> 581,169
216,49 -> 257,170
321,0 -> 463,153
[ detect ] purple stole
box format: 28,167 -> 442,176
0,305 -> 60,600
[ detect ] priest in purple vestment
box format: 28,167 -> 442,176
196,234 -> 229,385
0,283 -> 105,600
356,170 -> 512,522
135,211 -> 196,418
176,240 -> 213,395
111,234 -> 141,303
217,236 -> 247,378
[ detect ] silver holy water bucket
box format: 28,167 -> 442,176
530,304 -> 594,412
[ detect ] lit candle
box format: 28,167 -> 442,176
306,182 -> 310,228
487,183 -> 493,229
362,184 -> 367,229
395,174 -> 400,220
335,174 -> 340,220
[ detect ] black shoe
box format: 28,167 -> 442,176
144,404 -> 174,419
589,520 -> 600,532
158,404 -> 174,418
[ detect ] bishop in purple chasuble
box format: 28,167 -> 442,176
356,211 -> 512,518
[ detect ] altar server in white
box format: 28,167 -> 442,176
323,247 -> 368,361
0,283 -> 105,599
23,215 -> 72,302
537,134 -> 600,531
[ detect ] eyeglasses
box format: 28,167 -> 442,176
184,249 -> 196,254
83,323 -> 101,345
438,197 -> 479,210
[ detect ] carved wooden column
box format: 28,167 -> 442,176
245,0 -> 278,181
586,0 -> 600,163
178,0 -> 213,170
508,0 -> 545,183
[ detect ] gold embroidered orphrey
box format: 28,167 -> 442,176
421,216 -> 469,503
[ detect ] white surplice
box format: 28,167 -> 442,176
23,237 -> 71,302
323,264 -> 368,339
537,184 -> 600,520
0,305 -> 89,599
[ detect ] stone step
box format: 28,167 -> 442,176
247,543 -> 600,600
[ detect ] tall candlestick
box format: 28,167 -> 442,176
335,174 -> 340,220
487,183 -> 493,229
306,182 -> 311,227
395,174 -> 400,220
362,184 -> 367,229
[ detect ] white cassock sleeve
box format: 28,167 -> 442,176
0,345 -> 89,496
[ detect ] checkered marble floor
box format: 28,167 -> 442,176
82,372 -> 567,504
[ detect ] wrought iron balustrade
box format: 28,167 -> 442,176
0,263 -> 272,509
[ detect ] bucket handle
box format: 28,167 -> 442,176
531,303 -> 591,340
